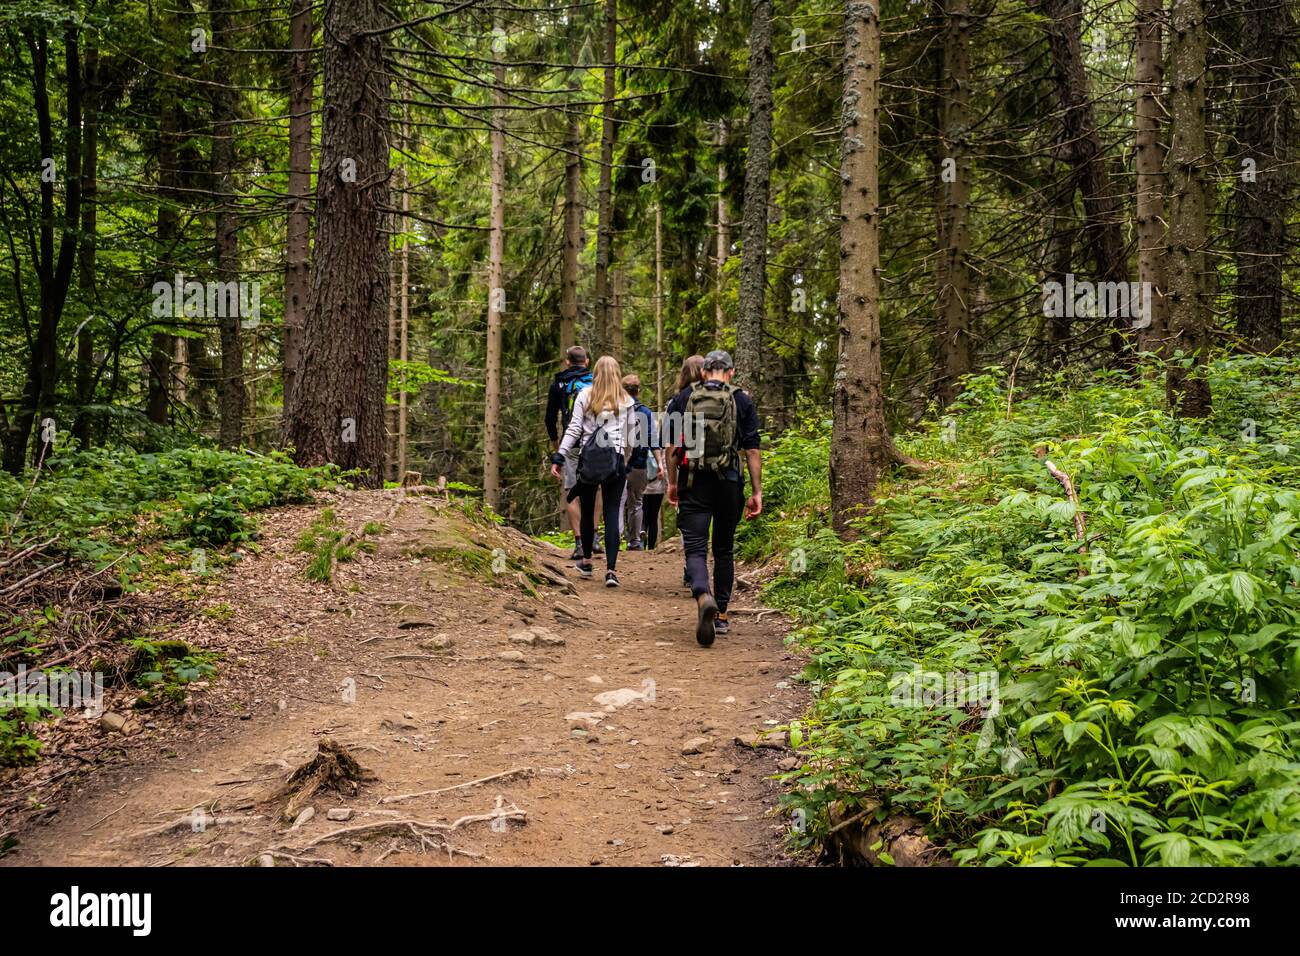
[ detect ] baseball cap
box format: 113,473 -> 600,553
703,349 -> 734,371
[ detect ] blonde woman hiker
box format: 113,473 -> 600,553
550,355 -> 637,586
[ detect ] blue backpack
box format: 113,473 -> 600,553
561,371 -> 593,430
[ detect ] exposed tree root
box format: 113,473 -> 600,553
274,739 -> 378,824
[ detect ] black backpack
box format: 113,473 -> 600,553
577,428 -> 619,485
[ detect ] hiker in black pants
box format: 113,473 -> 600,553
665,350 -> 762,646
670,355 -> 705,582
551,355 -> 636,587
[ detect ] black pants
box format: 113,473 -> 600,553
642,493 -> 664,549
575,464 -> 627,570
677,472 -> 744,612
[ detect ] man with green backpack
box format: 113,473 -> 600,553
665,350 -> 763,646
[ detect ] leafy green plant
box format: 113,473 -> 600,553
752,355 -> 1300,866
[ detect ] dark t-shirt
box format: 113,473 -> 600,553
665,381 -> 761,485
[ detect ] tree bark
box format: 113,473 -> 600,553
1165,0 -> 1212,417
284,0 -> 313,411
830,1 -> 889,536
593,0 -> 618,351
212,0 -> 244,449
736,0 -> 773,406
560,103 -> 582,353
1231,0 -> 1293,353
73,41 -> 99,448
285,0 -> 390,485
3,24 -> 84,473
483,26 -> 507,511
1034,0 -> 1130,352
934,0 -> 973,408
1135,0 -> 1168,356
715,120 -> 729,335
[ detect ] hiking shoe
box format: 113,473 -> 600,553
683,568 -> 690,587
576,560 -> 593,578
696,594 -> 718,647
593,535 -> 604,555
625,542 -> 643,552
570,546 -> 583,560
605,570 -> 620,588
714,612 -> 730,636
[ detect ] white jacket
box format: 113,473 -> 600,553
558,389 -> 636,461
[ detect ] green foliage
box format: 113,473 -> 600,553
754,356 -> 1300,866
0,446 -> 335,566
0,697 -> 58,767
127,638 -> 217,705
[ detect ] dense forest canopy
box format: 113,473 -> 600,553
2,0 -> 1291,526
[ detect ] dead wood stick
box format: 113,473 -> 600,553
1044,460 -> 1087,554
378,767 -> 534,805
0,560 -> 66,597
0,535 -> 59,571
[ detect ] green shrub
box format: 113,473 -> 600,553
755,355 -> 1300,866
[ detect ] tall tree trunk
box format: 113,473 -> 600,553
1232,0 -> 1293,353
284,0 -> 313,411
593,0 -> 617,351
1035,0 -> 1130,352
212,0 -> 244,448
611,267 -> 625,360
736,0 -> 773,406
285,0 -> 390,485
147,78 -> 177,429
2,23 -> 85,472
934,0 -> 973,407
830,1 -> 888,535
1165,0 -> 1212,417
398,133 -> 410,481
73,41 -> 98,448
655,203 -> 664,406
715,120 -> 729,335
483,25 -> 507,510
560,104 -> 582,352
1135,0 -> 1168,356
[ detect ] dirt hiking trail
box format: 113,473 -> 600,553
2,489 -> 809,867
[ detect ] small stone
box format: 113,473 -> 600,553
99,712 -> 128,734
593,688 -> 647,709
571,729 -> 588,738
326,808 -> 354,821
508,630 -> 538,646
586,675 -> 604,685
257,854 -> 275,867
656,824 -> 675,835
291,806 -> 315,829
778,757 -> 800,771
419,634 -> 454,651
498,650 -> 526,663
681,736 -> 712,756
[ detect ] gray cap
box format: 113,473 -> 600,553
703,349 -> 734,371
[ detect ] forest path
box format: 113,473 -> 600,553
4,489 -> 808,867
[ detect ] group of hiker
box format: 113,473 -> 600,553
544,345 -> 762,646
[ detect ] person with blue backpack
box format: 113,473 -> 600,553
545,346 -> 601,559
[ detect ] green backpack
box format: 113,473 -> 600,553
685,381 -> 738,485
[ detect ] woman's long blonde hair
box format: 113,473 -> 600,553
587,355 -> 627,415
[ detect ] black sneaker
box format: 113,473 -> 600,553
605,570 -> 620,588
695,594 -> 718,647
576,560 -> 593,578
570,546 -> 583,560
593,535 -> 604,555
714,612 -> 730,636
